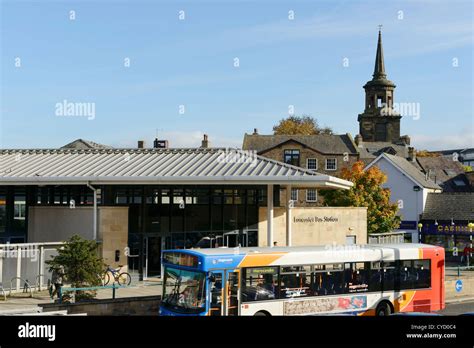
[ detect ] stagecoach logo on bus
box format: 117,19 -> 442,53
211,258 -> 234,265
323,242 -> 364,258
0,243 -> 39,261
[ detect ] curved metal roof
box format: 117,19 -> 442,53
0,148 -> 353,189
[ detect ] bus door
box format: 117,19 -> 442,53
209,270 -> 224,316
225,270 -> 239,316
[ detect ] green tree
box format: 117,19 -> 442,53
416,150 -> 440,157
273,115 -> 333,135
46,235 -> 104,301
320,161 -> 401,235
462,165 -> 472,172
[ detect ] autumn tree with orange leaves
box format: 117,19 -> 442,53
273,115 -> 333,135
320,161 -> 401,235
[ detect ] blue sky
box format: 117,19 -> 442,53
1,0 -> 472,150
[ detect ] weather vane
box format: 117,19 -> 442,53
378,24 -> 383,31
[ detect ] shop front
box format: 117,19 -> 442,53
420,221 -> 474,263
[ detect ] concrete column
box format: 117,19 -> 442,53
286,185 -> 292,246
0,246 -> 3,285
267,184 -> 274,247
16,245 -> 21,291
87,183 -> 98,240
38,245 -> 44,291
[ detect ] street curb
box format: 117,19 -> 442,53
445,296 -> 474,304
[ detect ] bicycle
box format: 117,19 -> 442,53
102,265 -> 132,286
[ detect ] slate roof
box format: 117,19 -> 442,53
242,133 -> 358,155
356,141 -> 409,160
421,193 -> 474,221
369,153 -> 441,190
414,157 -> 472,192
61,139 -> 112,149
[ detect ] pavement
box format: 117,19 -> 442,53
441,299 -> 474,315
0,280 -> 163,313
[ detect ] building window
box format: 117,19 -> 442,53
291,188 -> 298,201
284,150 -> 300,167
325,158 -> 337,171
306,189 -> 317,202
0,190 -> 6,233
307,158 -> 318,170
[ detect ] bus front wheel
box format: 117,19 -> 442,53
254,311 -> 270,316
376,301 -> 393,316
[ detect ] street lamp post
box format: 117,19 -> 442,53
468,223 -> 474,268
418,223 -> 423,243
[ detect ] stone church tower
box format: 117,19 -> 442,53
358,30 -> 401,143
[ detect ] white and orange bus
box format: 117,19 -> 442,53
159,243 -> 444,316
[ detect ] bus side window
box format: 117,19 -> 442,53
414,259 -> 431,289
241,267 -> 278,302
368,262 -> 382,292
346,262 -> 369,293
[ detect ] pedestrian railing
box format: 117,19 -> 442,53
0,285 -> 6,301
445,265 -> 474,277
58,283 -> 130,304
9,277 -> 33,297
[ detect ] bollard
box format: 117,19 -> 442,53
112,283 -> 116,299
457,265 -> 460,277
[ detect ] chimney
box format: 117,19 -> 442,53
138,140 -> 145,149
253,128 -> 258,135
400,135 -> 411,146
201,134 -> 209,148
408,147 -> 416,162
153,138 -> 168,149
354,134 -> 363,147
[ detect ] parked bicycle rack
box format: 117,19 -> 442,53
9,277 -> 33,297
0,286 -> 6,301
35,274 -> 45,291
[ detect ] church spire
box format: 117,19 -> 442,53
373,28 -> 386,80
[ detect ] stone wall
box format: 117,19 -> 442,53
28,205 -> 129,270
260,140 -> 358,207
258,206 -> 367,246
98,207 -> 129,270
40,295 -> 160,316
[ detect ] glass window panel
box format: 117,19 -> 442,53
382,261 -> 397,291
414,260 -> 431,289
241,267 -> 278,302
116,189 -> 128,204
306,189 -> 317,202
325,158 -> 337,170
307,158 -> 318,170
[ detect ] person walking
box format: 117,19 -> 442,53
51,265 -> 65,299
